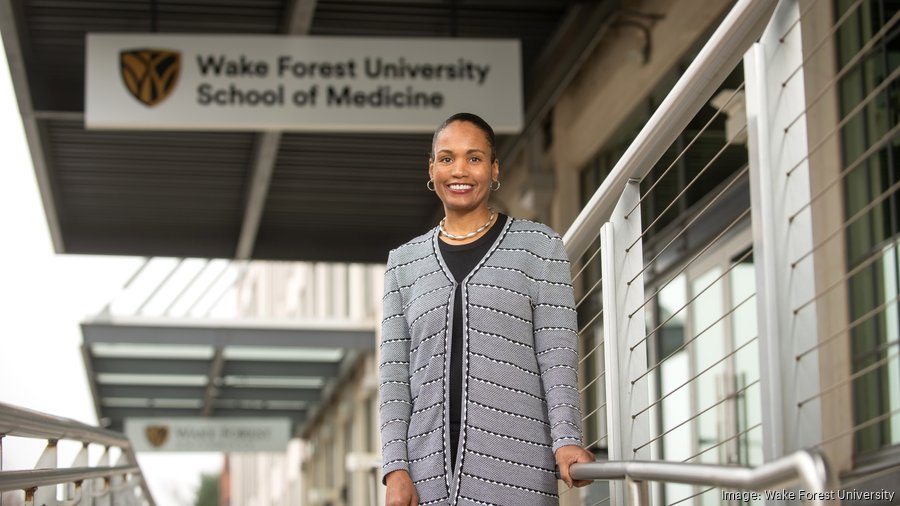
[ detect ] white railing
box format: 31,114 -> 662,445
568,449 -> 833,506
562,0 -> 778,259
0,402 -> 155,505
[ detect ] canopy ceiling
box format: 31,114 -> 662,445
81,316 -> 375,436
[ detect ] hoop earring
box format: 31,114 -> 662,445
490,180 -> 501,191
427,179 -> 436,191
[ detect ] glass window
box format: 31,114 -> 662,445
835,0 -> 900,455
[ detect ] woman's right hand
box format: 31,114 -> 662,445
385,469 -> 418,506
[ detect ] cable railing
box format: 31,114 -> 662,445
558,0 -> 900,503
0,402 -> 155,505
563,0 -> 764,498
562,0 -> 778,259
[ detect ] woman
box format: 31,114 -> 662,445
379,113 -> 593,506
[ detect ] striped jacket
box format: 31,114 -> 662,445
379,217 -> 584,506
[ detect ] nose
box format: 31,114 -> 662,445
450,158 -> 467,177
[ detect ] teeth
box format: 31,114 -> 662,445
449,184 -> 472,190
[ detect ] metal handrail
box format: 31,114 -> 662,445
569,449 -> 834,505
0,402 -> 129,447
562,0 -> 777,260
0,466 -> 140,491
0,401 -> 155,505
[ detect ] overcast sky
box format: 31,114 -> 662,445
0,35 -> 221,506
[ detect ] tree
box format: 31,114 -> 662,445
193,473 -> 219,506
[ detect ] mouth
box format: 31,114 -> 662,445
447,183 -> 474,193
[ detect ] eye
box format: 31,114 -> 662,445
469,156 -> 482,163
440,156 -> 452,163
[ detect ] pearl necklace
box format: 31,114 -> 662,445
440,208 -> 496,240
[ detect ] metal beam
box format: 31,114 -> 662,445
201,347 -> 225,416
81,318 -> 375,350
218,387 -> 321,402
97,385 -> 322,403
203,261 -> 248,317
0,0 -> 65,252
224,360 -> 339,377
103,407 -> 306,421
92,357 -> 210,375
283,0 -> 317,34
97,257 -> 151,319
31,110 -> 84,121
98,385 -> 207,400
188,261 -> 235,316
137,258 -> 184,315
235,0 -> 317,259
211,409 -> 306,420
106,407 -> 306,421
164,259 -> 211,316
235,132 -> 281,259
80,344 -> 104,424
103,408 -> 202,420
91,357 -> 342,378
299,350 -> 363,438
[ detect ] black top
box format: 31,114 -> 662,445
438,213 -> 508,474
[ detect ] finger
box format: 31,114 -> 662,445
574,479 -> 592,488
559,462 -> 573,488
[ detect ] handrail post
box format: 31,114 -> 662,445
34,439 -> 58,506
743,0 -> 823,469
625,477 -> 650,506
95,447 -> 111,506
601,180 -> 651,505
67,443 -> 89,503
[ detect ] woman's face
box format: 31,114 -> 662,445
429,120 -> 499,215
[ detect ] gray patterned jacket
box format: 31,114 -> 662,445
379,217 -> 584,506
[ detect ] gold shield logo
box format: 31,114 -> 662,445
145,425 -> 170,448
120,49 -> 181,107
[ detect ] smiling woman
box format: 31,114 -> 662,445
429,115 -> 498,225
378,113 -> 594,506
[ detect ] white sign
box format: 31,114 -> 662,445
125,418 -> 291,452
85,34 -> 523,132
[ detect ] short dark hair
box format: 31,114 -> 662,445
430,112 -> 497,163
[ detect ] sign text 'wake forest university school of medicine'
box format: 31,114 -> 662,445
85,34 -> 523,132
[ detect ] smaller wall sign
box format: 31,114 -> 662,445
125,418 -> 291,452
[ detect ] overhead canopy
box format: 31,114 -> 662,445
1,0 -> 602,262
81,316 -> 374,436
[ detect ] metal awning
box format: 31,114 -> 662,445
0,0 -> 608,262
81,316 -> 374,436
